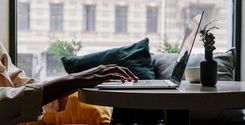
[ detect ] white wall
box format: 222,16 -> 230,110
0,0 -> 9,51
242,1 -> 245,80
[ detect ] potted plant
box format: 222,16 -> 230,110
199,21 -> 219,86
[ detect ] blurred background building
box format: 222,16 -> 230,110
17,0 -> 231,79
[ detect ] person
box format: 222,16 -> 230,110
0,42 -> 138,125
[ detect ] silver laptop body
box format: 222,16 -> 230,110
97,11 -> 204,89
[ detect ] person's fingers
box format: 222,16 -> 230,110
102,66 -> 138,81
108,66 -> 138,80
105,79 -> 126,83
105,66 -> 133,80
103,64 -> 118,67
97,64 -> 118,70
96,65 -> 138,81
97,73 -> 129,82
99,66 -> 126,76
118,66 -> 138,80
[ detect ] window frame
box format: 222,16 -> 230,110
232,0 -> 242,81
9,0 -> 17,65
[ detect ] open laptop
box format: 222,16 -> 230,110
97,11 -> 204,89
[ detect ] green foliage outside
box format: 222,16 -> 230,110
158,41 -> 180,53
48,39 -> 82,60
47,38 -> 82,73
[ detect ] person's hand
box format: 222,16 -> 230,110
69,64 -> 138,88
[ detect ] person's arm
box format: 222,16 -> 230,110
42,65 -> 138,105
0,84 -> 43,124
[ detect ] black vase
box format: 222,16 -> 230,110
200,50 -> 217,86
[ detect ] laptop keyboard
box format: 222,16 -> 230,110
133,80 -> 169,86
97,80 -> 177,89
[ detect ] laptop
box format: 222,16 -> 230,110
97,11 -> 204,89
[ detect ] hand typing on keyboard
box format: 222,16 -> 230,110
103,80 -> 134,84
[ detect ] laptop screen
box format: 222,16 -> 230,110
170,11 -> 204,85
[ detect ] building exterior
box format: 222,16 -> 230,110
17,0 -> 230,79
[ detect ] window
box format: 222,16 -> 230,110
115,6 -> 127,33
16,0 -> 231,80
182,4 -> 226,53
146,7 -> 158,33
184,5 -> 214,29
50,3 -> 63,31
83,5 -> 96,32
18,2 -> 30,30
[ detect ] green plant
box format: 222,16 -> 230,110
158,41 -> 180,53
47,37 -> 82,73
199,20 -> 219,52
48,38 -> 82,60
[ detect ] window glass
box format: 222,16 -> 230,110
18,2 -> 30,30
83,5 -> 96,32
115,6 -> 127,33
50,3 -> 63,31
17,0 -> 231,79
147,7 -> 158,33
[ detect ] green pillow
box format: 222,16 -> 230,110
61,37 -> 155,79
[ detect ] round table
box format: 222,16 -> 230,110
79,81 -> 245,125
